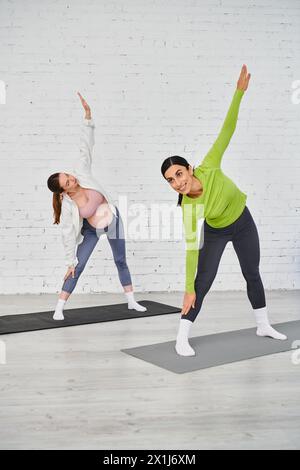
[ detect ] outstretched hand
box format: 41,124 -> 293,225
77,91 -> 91,119
181,292 -> 196,316
237,64 -> 251,92
64,265 -> 75,281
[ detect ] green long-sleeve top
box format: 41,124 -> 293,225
182,88 -> 247,294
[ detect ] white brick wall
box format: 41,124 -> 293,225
0,0 -> 299,294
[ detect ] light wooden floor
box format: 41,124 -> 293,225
0,290 -> 299,450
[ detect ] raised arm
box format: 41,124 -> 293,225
200,64 -> 251,170
78,91 -> 91,120
73,92 -> 95,174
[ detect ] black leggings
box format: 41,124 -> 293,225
184,205 -> 266,322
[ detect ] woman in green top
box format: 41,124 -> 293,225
161,65 -> 287,356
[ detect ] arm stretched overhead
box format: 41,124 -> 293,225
73,92 -> 95,175
200,64 -> 251,170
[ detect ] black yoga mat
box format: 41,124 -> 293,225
121,320 -> 300,374
0,301 -> 181,335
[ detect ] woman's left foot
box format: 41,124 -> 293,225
128,301 -> 147,312
256,324 -> 287,340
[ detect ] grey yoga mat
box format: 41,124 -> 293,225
0,301 -> 180,335
121,320 -> 300,374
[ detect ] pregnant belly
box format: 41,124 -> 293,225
86,201 -> 113,229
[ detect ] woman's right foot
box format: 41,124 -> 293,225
53,298 -> 66,320
175,318 -> 195,356
128,302 -> 147,312
53,311 -> 64,321
175,339 -> 195,356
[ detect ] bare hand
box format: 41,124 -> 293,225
237,64 -> 251,92
64,265 -> 75,281
77,91 -> 91,119
181,292 -> 196,315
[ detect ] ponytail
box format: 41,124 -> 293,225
177,193 -> 183,207
47,172 -> 64,224
52,191 -> 63,225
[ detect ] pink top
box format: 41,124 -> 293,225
78,188 -> 106,218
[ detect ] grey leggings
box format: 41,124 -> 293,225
62,206 -> 132,293
184,205 -> 266,322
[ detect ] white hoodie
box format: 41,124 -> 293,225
59,118 -> 117,268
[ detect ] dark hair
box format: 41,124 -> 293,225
161,155 -> 191,207
47,173 -> 64,224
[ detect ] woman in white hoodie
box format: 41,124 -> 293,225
47,92 -> 147,320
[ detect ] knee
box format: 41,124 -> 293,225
242,269 -> 260,282
74,263 -> 85,276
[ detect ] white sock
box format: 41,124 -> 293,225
125,291 -> 147,312
175,318 -> 195,356
53,298 -> 66,320
254,306 -> 287,340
